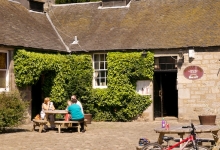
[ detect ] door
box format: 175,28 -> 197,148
153,56 -> 178,118
31,77 -> 43,119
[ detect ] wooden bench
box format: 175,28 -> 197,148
54,119 -> 87,133
197,138 -> 215,145
32,119 -> 48,133
174,138 -> 215,145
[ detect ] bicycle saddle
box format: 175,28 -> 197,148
163,136 -> 174,142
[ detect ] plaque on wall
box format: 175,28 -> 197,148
136,80 -> 151,95
183,66 -> 203,80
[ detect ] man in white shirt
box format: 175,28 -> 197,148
71,95 -> 84,114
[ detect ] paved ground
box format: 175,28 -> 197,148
0,121 -> 215,150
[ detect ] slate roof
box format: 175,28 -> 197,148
0,0 -> 66,51
48,0 -> 220,52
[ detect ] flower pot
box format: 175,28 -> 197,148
198,115 -> 216,125
84,114 -> 92,124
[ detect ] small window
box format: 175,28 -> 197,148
93,54 -> 107,87
154,56 -> 177,71
0,51 -> 9,92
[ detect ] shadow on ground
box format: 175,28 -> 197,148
0,128 -> 30,134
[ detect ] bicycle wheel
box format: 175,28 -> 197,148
183,145 -> 210,150
142,143 -> 163,150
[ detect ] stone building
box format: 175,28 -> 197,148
1,0 -> 220,122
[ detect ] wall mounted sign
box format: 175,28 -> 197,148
183,66 -> 203,80
136,80 -> 151,95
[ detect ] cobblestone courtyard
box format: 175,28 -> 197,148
0,121 -> 215,150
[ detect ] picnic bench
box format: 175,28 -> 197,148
32,119 -> 48,133
54,119 -> 87,133
174,137 -> 215,145
154,124 -> 219,146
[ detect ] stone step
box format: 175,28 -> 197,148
154,116 -> 178,121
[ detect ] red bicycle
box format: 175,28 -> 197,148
142,123 -> 209,150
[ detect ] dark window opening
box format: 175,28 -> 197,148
29,1 -> 44,12
154,56 -> 177,71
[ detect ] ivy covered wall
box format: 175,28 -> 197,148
14,49 -> 154,121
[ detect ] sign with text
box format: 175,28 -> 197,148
183,66 -> 203,80
136,80 -> 151,95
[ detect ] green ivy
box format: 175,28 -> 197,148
14,50 -> 154,121
86,52 -> 154,121
14,50 -> 93,109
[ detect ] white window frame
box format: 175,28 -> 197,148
0,50 -> 9,92
93,53 -> 107,88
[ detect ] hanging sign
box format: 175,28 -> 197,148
183,66 -> 203,80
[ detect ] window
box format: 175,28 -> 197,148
0,51 -> 9,92
93,54 -> 107,87
154,56 -> 177,71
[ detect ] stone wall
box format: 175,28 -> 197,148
178,47 -> 220,123
8,49 -> 32,124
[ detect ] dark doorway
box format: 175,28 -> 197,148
153,56 -> 178,118
31,77 -> 43,119
154,72 -> 178,118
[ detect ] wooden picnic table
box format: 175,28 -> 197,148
154,125 -> 220,144
44,110 -> 87,133
44,110 -> 68,114
44,110 -> 68,127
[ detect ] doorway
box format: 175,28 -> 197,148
153,56 -> 178,118
31,77 -> 43,119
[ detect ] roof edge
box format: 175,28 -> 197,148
45,13 -> 70,53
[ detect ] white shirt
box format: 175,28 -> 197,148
76,100 -> 84,114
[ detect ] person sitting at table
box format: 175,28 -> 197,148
71,95 -> 84,114
67,98 -> 85,132
40,97 -> 55,130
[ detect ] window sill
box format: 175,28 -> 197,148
0,88 -> 9,92
93,86 -> 107,89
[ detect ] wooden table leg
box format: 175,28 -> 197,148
39,124 -> 43,133
157,133 -> 165,144
44,114 -> 50,127
178,133 -> 184,149
212,131 -> 219,144
58,124 -> 61,133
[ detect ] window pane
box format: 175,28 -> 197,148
100,62 -> 104,69
0,71 -> 6,88
105,62 -> 107,69
101,78 -> 105,83
100,71 -> 106,78
94,62 -> 99,69
104,54 -> 107,61
100,54 -> 105,61
0,53 -> 7,69
95,78 -> 100,86
100,78 -> 106,86
94,54 -> 99,61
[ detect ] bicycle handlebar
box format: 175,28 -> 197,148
182,123 -> 196,135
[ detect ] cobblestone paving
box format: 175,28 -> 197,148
0,121 -> 215,150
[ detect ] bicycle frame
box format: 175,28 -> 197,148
165,134 -> 195,150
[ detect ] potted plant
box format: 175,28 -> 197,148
198,115 -> 216,125
84,110 -> 92,124
198,101 -> 218,125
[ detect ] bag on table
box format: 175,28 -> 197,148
40,110 -> 45,119
139,138 -> 150,146
34,114 -> 40,120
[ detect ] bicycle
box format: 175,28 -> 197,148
142,123 -> 210,150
